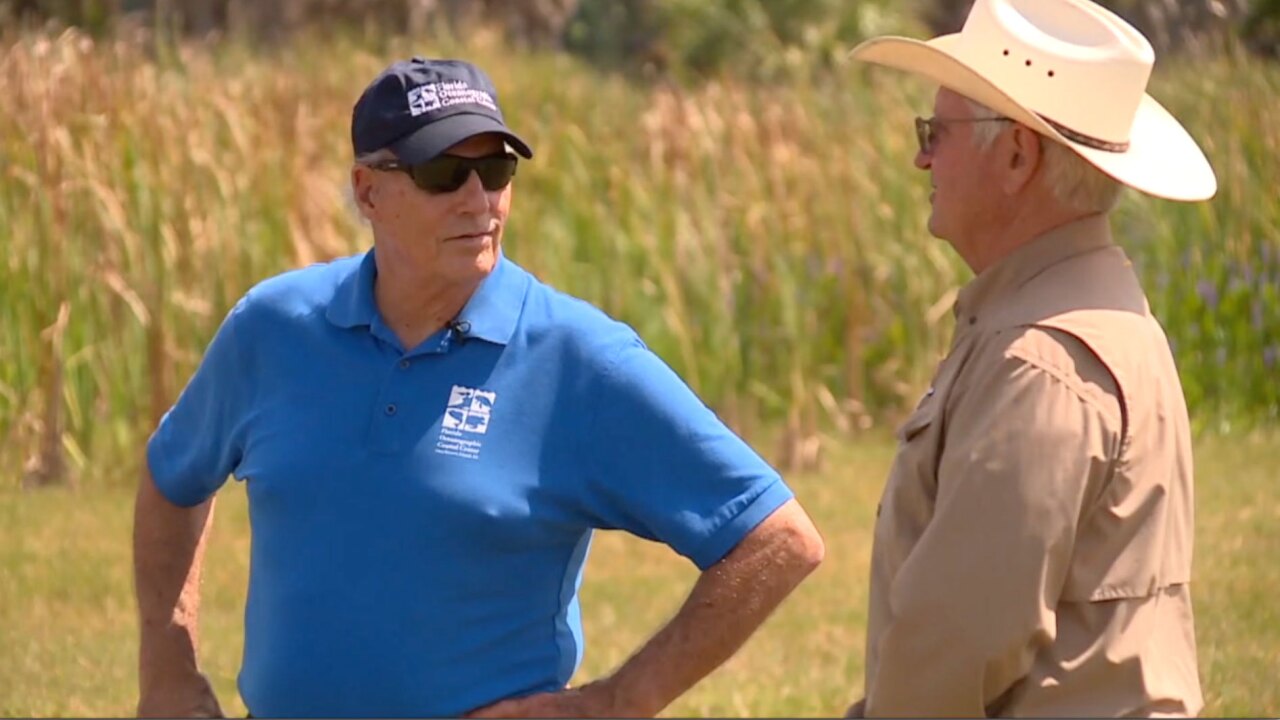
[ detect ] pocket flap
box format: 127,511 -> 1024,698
896,402 -> 938,443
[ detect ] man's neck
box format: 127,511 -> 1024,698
961,203 -> 1092,275
373,259 -> 482,351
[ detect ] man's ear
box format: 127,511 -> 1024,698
1003,125 -> 1043,195
352,165 -> 378,218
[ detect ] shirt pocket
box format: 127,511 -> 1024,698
877,399 -> 943,545
888,382 -> 945,501
896,400 -> 938,444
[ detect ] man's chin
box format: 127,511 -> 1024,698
926,213 -> 946,241
446,244 -> 500,278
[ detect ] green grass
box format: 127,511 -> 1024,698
2,433 -> 1276,717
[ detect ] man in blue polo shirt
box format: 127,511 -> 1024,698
133,57 -> 824,718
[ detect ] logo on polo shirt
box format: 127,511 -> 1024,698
436,385 -> 496,460
444,385 -> 495,433
407,81 -> 498,117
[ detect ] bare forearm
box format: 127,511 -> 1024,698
133,470 -> 220,716
603,500 -> 824,716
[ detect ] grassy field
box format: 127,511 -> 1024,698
2,30 -> 1278,487
1,431 -> 1277,717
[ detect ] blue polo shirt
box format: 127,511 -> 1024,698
147,249 -> 793,718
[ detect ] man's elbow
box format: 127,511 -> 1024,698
769,499 -> 826,577
788,511 -> 826,576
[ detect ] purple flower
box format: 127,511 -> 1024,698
1196,279 -> 1219,311
1253,301 -> 1266,332
1265,345 -> 1279,370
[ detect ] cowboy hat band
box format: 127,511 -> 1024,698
849,0 -> 1216,202
1041,116 -> 1129,153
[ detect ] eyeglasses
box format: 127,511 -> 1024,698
369,152 -> 519,194
915,116 -> 1011,155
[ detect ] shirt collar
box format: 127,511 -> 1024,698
452,252 -> 528,345
325,249 -> 379,330
954,214 -> 1115,325
324,248 -> 528,346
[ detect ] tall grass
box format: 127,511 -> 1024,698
1,28 -> 1277,486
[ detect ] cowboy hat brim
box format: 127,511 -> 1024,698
849,34 -> 1217,202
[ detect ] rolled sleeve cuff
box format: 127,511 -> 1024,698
687,479 -> 794,570
145,431 -> 216,508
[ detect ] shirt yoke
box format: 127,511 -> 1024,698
995,325 -> 1124,431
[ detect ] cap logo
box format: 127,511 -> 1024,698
407,81 -> 498,117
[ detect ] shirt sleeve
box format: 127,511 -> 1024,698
866,337 -> 1120,717
577,338 -> 794,570
145,299 -> 253,507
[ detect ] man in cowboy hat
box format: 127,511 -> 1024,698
842,0 -> 1215,716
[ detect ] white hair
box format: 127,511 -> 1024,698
964,98 -> 1123,214
965,99 -> 1007,150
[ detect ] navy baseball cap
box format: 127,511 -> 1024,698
351,57 -> 533,164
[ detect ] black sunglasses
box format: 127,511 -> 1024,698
915,116 -> 1011,155
371,152 -> 519,194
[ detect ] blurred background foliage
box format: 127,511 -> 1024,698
3,0 -> 1280,75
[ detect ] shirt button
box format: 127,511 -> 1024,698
385,404 -> 397,416
399,359 -> 411,370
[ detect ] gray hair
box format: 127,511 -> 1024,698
964,98 -> 1123,214
354,148 -> 397,167
347,148 -> 400,222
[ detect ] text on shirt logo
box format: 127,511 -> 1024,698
436,385 -> 496,460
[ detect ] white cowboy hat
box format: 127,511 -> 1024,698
848,0 -> 1217,202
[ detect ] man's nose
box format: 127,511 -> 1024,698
914,149 -> 932,171
454,171 -> 490,211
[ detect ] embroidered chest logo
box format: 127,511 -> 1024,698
436,385 -> 496,460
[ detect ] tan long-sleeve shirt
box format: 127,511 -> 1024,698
860,214 -> 1201,717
